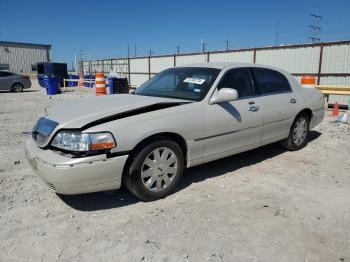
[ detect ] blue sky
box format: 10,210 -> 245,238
0,0 -> 349,67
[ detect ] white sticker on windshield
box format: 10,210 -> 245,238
193,88 -> 201,93
183,77 -> 206,85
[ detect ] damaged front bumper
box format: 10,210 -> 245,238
25,138 -> 128,195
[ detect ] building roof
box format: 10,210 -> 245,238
0,41 -> 51,49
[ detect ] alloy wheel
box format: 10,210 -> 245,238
141,147 -> 178,192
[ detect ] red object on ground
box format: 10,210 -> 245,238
331,102 -> 339,117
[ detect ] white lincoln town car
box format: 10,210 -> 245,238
25,63 -> 325,201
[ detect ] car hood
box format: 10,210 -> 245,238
46,94 -> 189,129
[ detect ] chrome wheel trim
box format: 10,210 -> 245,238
141,147 -> 178,192
293,118 -> 308,146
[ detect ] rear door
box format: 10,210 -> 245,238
250,68 -> 298,145
202,68 -> 263,161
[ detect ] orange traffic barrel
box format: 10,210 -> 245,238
79,73 -> 84,87
301,75 -> 316,88
95,72 -> 107,96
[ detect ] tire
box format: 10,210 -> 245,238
281,113 -> 310,151
11,83 -> 24,92
123,139 -> 184,201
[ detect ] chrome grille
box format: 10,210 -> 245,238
32,117 -> 59,147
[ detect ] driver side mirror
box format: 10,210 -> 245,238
209,88 -> 238,104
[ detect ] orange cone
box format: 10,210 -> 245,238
95,72 -> 107,96
331,102 -> 339,117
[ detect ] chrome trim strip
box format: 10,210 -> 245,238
194,125 -> 260,142
194,117 -> 293,142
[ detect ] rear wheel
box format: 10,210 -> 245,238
281,113 -> 310,151
123,140 -> 184,201
11,83 -> 24,92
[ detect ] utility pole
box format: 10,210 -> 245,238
79,47 -> 85,75
149,49 -> 153,57
224,39 -> 229,51
134,44 -> 137,57
309,7 -> 322,43
275,19 -> 280,46
127,43 -> 130,58
176,46 -> 180,54
74,53 -> 78,74
201,40 -> 206,53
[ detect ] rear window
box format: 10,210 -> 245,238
252,68 -> 291,95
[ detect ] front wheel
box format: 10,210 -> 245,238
123,140 -> 184,201
281,113 -> 310,151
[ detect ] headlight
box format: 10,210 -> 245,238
51,131 -> 116,152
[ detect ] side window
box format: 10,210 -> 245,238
252,68 -> 291,95
218,69 -> 253,98
0,72 -> 12,77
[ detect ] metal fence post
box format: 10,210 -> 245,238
253,48 -> 257,63
317,43 -> 324,85
148,56 -> 151,79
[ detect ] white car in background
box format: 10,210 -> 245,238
26,63 -> 325,201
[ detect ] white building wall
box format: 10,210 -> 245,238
322,44 -> 350,73
151,56 -> 174,73
130,74 -> 149,86
210,51 -> 254,63
256,46 -> 321,73
130,58 -> 148,73
176,54 -> 207,66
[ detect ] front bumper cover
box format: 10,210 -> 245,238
25,138 -> 128,195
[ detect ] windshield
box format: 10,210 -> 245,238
135,67 -> 220,101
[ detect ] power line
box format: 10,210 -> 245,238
309,7 -> 322,43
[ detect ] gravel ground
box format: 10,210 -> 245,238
0,82 -> 349,262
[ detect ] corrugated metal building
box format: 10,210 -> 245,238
0,41 -> 51,74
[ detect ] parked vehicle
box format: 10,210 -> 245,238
0,71 -> 31,92
25,63 -> 325,201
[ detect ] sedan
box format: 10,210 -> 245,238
25,63 -> 325,201
0,71 -> 31,92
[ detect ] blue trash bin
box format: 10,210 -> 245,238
67,74 -> 73,87
108,77 -> 115,94
43,75 -> 60,95
71,74 -> 79,86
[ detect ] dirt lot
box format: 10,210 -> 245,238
0,82 -> 349,262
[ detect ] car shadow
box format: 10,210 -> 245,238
59,130 -> 321,211
0,90 -> 39,93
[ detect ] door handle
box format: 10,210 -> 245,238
248,100 -> 255,105
248,105 -> 260,112
290,98 -> 297,104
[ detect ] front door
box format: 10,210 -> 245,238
202,68 -> 263,162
